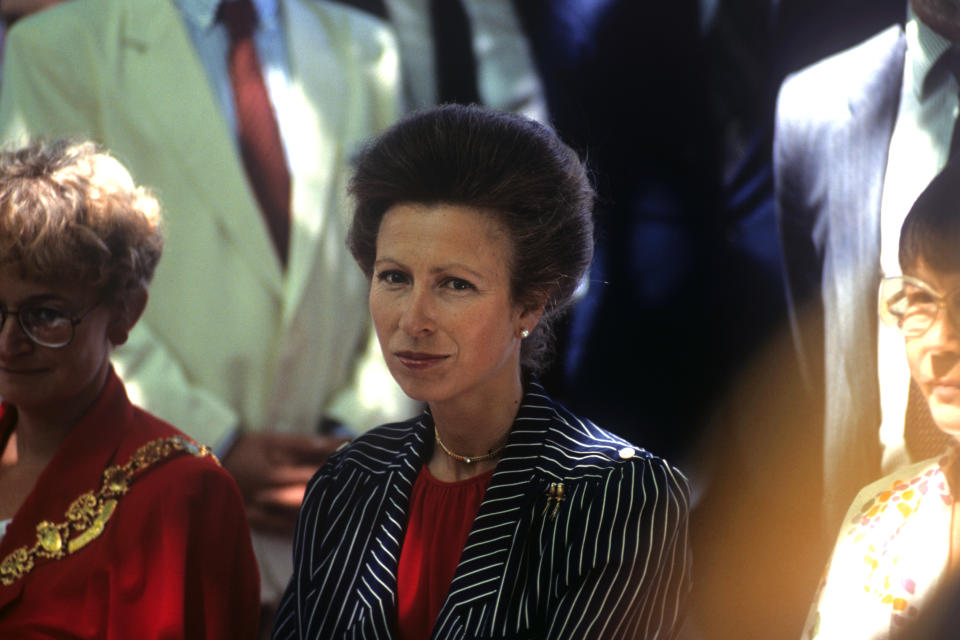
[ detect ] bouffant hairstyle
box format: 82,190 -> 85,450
0,139 -> 163,305
900,160 -> 960,274
348,104 -> 595,373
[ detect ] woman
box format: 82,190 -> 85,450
274,105 -> 691,639
0,140 -> 259,636
804,161 -> 960,638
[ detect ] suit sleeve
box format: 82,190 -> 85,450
546,458 -> 692,640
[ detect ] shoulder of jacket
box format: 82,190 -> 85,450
289,0 -> 393,40
779,25 -> 904,114
5,0 -> 109,47
321,417 -> 421,475
537,399 -> 687,492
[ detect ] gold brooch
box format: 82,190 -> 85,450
0,436 -> 214,586
542,482 -> 567,520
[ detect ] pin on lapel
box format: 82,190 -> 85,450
542,482 -> 566,520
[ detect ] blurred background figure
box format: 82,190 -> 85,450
330,0 -> 548,121
0,139 -> 259,637
803,161 -> 960,639
0,0 -> 415,627
775,0 -> 960,572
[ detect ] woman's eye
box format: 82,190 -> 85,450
907,291 -> 937,306
25,306 -> 70,327
442,278 -> 475,291
375,270 -> 408,285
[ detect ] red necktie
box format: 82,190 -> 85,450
219,0 -> 291,267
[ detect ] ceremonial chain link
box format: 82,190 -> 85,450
0,436 -> 215,586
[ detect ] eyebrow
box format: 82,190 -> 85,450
373,257 -> 488,281
1,293 -> 70,306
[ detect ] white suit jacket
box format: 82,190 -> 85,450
0,0 -> 414,597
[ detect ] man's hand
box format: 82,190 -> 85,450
222,432 -> 350,535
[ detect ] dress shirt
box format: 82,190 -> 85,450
877,8 -> 959,473
381,0 -> 548,122
175,0 -> 296,160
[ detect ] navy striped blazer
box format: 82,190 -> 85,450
273,381 -> 691,639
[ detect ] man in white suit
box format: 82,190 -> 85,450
0,0 -> 413,603
776,0 -> 960,531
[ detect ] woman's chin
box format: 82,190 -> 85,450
930,401 -> 960,441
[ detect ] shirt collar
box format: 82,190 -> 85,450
907,5 -> 957,99
174,0 -> 281,33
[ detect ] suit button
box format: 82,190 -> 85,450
618,447 -> 635,459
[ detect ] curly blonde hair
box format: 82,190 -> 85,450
0,139 -> 163,303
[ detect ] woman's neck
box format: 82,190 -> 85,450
427,372 -> 524,482
11,361 -> 110,469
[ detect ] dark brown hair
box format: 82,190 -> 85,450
348,104 -> 594,373
900,160 -> 960,274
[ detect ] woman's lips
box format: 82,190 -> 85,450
395,351 -> 448,370
0,366 -> 47,375
931,379 -> 960,400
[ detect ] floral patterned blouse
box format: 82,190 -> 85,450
803,451 -> 959,639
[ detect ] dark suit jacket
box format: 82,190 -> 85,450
273,381 -> 691,639
775,25 -> 905,529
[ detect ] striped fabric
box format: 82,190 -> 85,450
273,381 -> 691,639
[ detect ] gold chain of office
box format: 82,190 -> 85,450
0,436 -> 216,587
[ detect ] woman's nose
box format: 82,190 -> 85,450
398,289 -> 435,337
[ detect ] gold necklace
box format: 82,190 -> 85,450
433,424 -> 506,464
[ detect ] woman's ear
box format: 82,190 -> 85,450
107,285 -> 148,346
517,301 -> 545,336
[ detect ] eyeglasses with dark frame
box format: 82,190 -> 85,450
0,303 -> 100,348
878,275 -> 960,337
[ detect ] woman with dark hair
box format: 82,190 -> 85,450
803,160 -> 960,638
273,105 -> 691,639
0,140 -> 259,637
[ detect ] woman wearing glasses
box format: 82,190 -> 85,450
0,140 -> 259,637
803,162 -> 960,639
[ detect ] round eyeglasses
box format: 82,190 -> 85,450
878,275 -> 960,337
0,304 -> 99,348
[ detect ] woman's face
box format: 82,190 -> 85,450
905,259 -> 960,437
369,203 -> 536,410
0,263 -> 118,418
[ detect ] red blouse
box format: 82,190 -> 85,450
396,464 -> 495,640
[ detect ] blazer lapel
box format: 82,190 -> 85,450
433,387 -> 555,638
119,0 -> 283,295
822,25 -> 905,523
347,418 -> 428,637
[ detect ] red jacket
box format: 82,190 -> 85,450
0,370 -> 260,638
